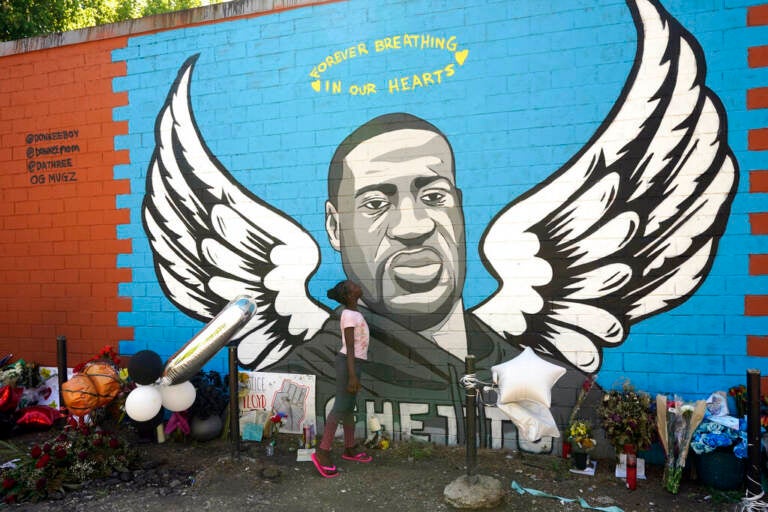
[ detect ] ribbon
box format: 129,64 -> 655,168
165,412 -> 190,436
511,481 -> 624,512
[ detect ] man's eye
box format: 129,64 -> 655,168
421,191 -> 448,206
361,199 -> 390,211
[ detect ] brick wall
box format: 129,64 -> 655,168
0,0 -> 767,447
0,38 -> 132,366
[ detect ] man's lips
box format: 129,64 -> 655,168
388,249 -> 443,291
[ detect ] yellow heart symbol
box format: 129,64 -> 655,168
455,49 -> 469,66
311,80 -> 321,92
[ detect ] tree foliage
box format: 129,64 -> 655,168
0,0 -> 210,42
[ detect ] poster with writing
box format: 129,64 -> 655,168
239,372 -> 315,437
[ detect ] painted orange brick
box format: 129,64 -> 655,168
88,197 -> 118,211
750,128 -> 768,150
750,46 -> 768,68
748,5 -> 768,26
748,87 -> 768,109
751,171 -> 768,192
98,209 -> 131,225
750,212 -> 768,234
104,179 -> 131,195
746,296 -> 768,316
90,225 -> 117,240
750,255 -> 768,275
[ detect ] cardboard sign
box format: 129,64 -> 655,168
238,372 -> 315,437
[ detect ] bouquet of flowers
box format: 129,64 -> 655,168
690,419 -> 747,459
728,384 -> 747,418
568,419 -> 596,452
656,395 -> 706,494
0,421 -> 137,504
598,381 -> 654,454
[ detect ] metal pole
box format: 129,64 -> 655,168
228,345 -> 240,459
465,355 -> 477,481
56,336 -> 67,411
746,369 -> 762,498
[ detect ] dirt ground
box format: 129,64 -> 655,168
8,431 -> 749,512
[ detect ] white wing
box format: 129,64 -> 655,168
471,0 -> 737,373
142,55 -> 329,370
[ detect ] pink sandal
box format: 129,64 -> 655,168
342,451 -> 373,463
311,452 -> 339,478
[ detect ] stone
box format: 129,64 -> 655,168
443,474 -> 505,509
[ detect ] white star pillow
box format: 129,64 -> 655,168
491,347 -> 567,442
497,400 -> 560,441
492,346 -> 566,407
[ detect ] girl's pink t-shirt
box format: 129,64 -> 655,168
339,309 -> 369,360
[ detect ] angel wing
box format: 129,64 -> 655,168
142,54 -> 330,370
471,0 -> 738,373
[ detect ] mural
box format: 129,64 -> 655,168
141,0 -> 737,447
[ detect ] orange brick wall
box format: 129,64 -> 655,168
0,38 -> 132,367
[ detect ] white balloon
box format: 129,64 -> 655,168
125,385 -> 163,422
160,381 -> 197,412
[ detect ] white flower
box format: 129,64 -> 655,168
681,404 -> 694,414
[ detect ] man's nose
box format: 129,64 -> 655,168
386,196 -> 435,244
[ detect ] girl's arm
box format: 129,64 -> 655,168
343,326 -> 360,393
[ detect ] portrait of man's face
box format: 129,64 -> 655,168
326,127 -> 466,331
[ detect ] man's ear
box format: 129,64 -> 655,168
325,200 -> 341,251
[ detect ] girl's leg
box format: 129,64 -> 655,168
343,421 -> 356,450
317,412 -> 338,467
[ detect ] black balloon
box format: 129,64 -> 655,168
127,350 -> 163,385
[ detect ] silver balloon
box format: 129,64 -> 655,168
160,296 -> 257,385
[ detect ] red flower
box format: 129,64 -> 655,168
56,434 -> 67,443
80,425 -> 90,436
29,445 -> 42,458
92,437 -> 103,447
581,376 -> 595,393
35,477 -> 47,491
35,453 -> 50,469
77,450 -> 87,461
109,437 -> 120,449
2,478 -> 15,490
4,493 -> 16,504
42,443 -> 51,453
54,446 -> 67,459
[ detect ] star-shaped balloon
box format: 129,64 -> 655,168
491,347 -> 567,441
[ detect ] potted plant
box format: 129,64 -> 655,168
567,419 -> 596,470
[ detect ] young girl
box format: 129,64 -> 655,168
311,280 -> 372,478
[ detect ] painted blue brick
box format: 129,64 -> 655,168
118,312 -> 145,325
726,316 -> 768,336
665,0 -> 718,14
116,224 -> 143,240
144,311 -> 174,326
646,373 -> 700,397
724,355 -> 767,375
132,267 -> 161,284
696,374 -> 743,396
724,0 -> 761,7
118,282 -> 143,296
624,352 -> 667,373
